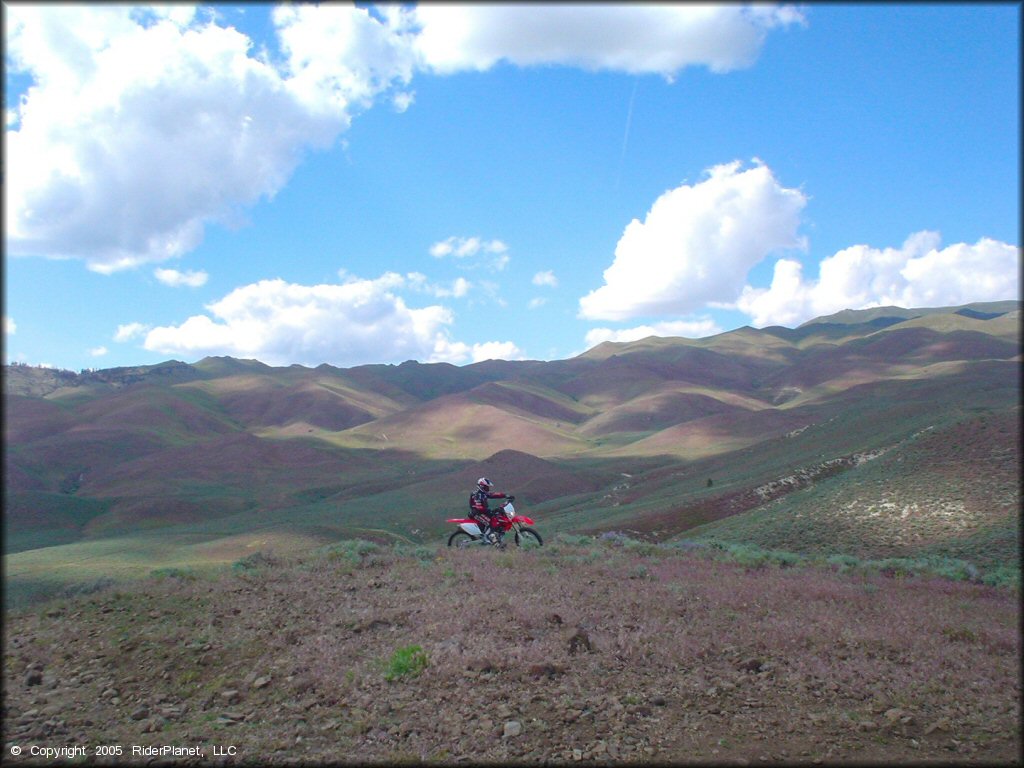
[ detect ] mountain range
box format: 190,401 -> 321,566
4,300 -> 1020,604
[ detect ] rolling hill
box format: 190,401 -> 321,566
3,300 -> 1020,604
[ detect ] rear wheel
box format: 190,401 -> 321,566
448,530 -> 476,548
514,527 -> 543,549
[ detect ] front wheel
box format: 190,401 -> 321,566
514,527 -> 543,549
448,530 -> 477,548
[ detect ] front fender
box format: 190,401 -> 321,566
512,515 -> 535,526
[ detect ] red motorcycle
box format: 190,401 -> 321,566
446,499 -> 543,549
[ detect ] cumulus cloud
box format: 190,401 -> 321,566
4,4 -> 416,272
5,4 -> 802,274
89,346 -> 108,357
5,317 -> 16,335
409,4 -> 805,78
736,232 -> 1021,327
114,322 -> 149,342
580,160 -> 807,321
140,273 -> 515,367
585,318 -> 723,348
154,267 -> 209,288
433,339 -> 525,364
533,270 -> 559,288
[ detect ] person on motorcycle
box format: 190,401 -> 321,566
469,477 -> 513,545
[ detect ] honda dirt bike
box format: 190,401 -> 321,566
447,499 -> 543,549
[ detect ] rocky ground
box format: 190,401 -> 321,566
3,541 -> 1020,765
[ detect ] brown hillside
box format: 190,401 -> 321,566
3,395 -> 77,443
444,449 -> 614,505
338,394 -> 586,459
467,382 -> 592,425
80,433 -> 355,500
578,387 -> 753,438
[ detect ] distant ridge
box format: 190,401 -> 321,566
797,299 -> 1020,327
4,300 -> 1020,604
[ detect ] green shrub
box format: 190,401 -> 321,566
925,557 -> 980,583
554,533 -> 593,548
150,567 -> 198,581
232,552 -> 277,572
322,539 -> 380,564
391,543 -> 436,563
383,645 -> 429,681
621,538 -> 661,557
826,553 -> 861,572
981,565 -> 1020,590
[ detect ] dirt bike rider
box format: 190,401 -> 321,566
469,477 -> 513,545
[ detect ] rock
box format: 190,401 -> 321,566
503,720 -> 522,738
738,658 -> 763,673
24,670 -> 43,687
925,717 -> 952,735
652,696 -> 667,706
568,627 -> 592,655
221,690 -> 242,704
130,706 -> 150,721
252,676 -> 272,690
528,663 -> 565,678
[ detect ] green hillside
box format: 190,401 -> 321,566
3,300 -> 1020,604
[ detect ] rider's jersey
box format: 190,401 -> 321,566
469,488 -> 507,516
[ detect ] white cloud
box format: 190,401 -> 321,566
433,338 -> 526,364
5,5 -> 802,274
114,322 -> 150,342
528,298 -> 547,310
392,91 -> 415,113
585,318 -> 723,348
272,3 -> 417,112
429,236 -> 510,271
4,4 -> 415,272
4,317 -> 16,335
141,273 -> 512,367
429,236 -> 508,259
89,346 -> 108,357
406,272 -> 472,298
533,270 -> 559,288
579,160 -> 807,321
409,4 -> 805,78
736,232 -> 1021,327
154,267 -> 209,288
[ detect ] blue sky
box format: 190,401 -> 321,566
4,3 -> 1020,371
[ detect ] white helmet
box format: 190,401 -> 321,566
477,477 -> 493,492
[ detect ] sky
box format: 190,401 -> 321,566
3,2 -> 1021,372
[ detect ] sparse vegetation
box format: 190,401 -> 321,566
3,543 -> 1018,764
382,645 -> 429,681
